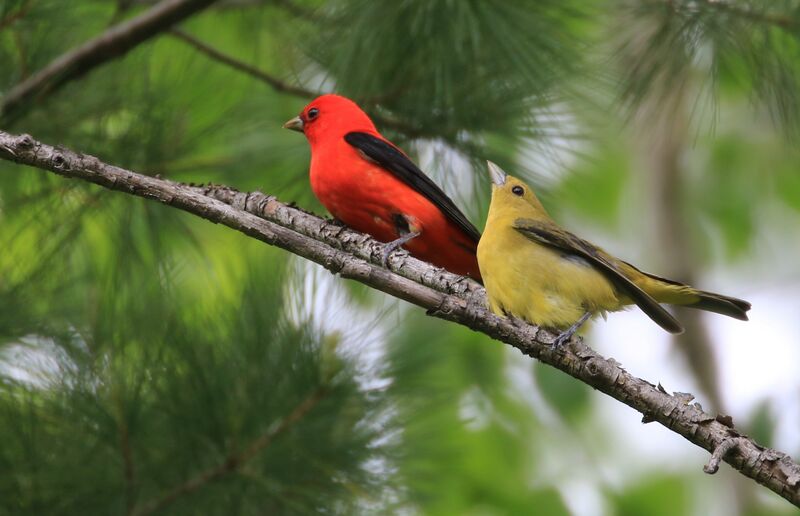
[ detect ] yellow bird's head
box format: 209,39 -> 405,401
485,161 -> 548,219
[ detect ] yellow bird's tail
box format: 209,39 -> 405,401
629,266 -> 751,321
680,289 -> 751,321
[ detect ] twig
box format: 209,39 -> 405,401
168,29 -> 426,137
0,0 -> 33,32
169,29 -> 318,99
0,0 -> 221,125
11,29 -> 29,79
113,392 -> 138,515
657,0 -> 800,30
132,387 -> 327,516
698,0 -> 800,30
1,130 -> 799,508
705,437 -> 747,474
132,0 -> 264,8
132,0 -> 317,17
270,0 -> 318,20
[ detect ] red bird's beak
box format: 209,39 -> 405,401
283,116 -> 304,132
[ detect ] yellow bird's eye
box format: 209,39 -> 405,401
512,186 -> 524,196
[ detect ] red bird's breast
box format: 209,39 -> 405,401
309,139 -> 480,279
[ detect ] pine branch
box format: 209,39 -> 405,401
269,0 -> 318,20
651,0 -> 795,29
131,0 -> 271,9
684,0 -> 800,30
168,29 -> 319,99
0,0 -> 33,32
132,0 -> 317,18
132,386 -> 328,516
0,0 -> 221,125
1,130 -> 799,508
168,29 -> 426,138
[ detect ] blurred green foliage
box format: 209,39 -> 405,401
609,475 -> 690,516
387,315 -> 569,514
1,0 -> 799,514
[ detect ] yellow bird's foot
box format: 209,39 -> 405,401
552,312 -> 592,349
381,231 -> 420,267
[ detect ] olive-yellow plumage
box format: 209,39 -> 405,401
477,162 -> 750,340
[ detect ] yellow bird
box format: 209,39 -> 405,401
477,162 -> 751,346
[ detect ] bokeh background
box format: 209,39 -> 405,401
1,1 -> 799,514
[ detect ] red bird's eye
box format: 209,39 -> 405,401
307,107 -> 319,120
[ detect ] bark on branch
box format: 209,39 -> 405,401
0,0 -> 220,124
1,130 -> 798,508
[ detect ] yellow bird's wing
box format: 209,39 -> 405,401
513,218 -> 684,334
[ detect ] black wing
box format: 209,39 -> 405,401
344,132 -> 481,242
513,218 -> 684,334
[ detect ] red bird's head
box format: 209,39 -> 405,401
283,94 -> 378,146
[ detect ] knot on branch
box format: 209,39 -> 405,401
582,356 -> 622,385
17,134 -> 34,149
585,357 -> 602,377
52,153 -> 69,171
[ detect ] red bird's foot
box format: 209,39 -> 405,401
381,232 -> 420,268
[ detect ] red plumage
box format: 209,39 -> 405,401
285,94 -> 481,280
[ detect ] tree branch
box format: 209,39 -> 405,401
131,0 -> 318,20
0,0 -> 33,32
0,0 -> 220,125
168,29 -> 428,138
1,130 -> 799,508
169,29 -> 319,99
131,0 -> 267,9
656,0 -> 800,31
695,0 -> 800,30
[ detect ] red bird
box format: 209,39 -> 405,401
284,94 -> 482,280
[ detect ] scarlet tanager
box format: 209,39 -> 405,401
477,162 -> 751,345
283,94 -> 481,280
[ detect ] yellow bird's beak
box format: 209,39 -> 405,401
283,116 -> 304,132
487,161 -> 507,186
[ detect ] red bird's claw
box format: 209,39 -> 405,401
380,232 -> 419,268
381,248 -> 393,268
